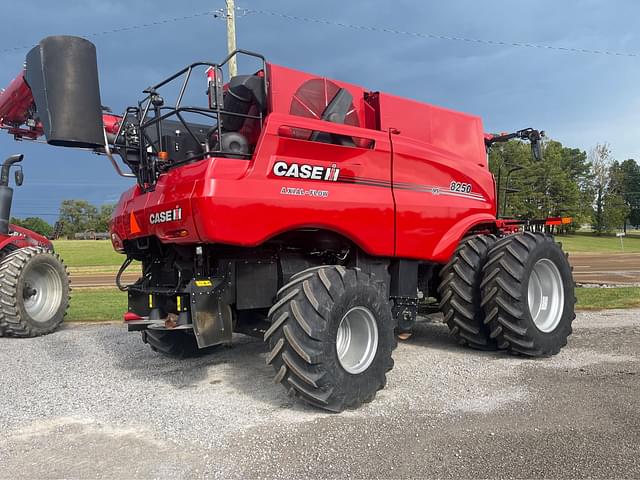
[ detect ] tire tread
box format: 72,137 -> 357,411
438,234 -> 497,350
0,246 -> 69,337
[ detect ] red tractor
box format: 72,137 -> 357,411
0,36 -> 575,411
0,154 -> 70,337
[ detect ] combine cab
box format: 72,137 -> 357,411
0,36 -> 575,411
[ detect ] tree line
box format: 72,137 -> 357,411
11,200 -> 115,238
489,140 -> 640,234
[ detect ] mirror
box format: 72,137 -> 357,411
207,66 -> 224,110
0,154 -> 24,188
14,168 -> 24,186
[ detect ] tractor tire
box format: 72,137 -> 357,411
0,246 -> 70,337
141,329 -> 217,358
438,234 -> 497,350
265,265 -> 396,412
481,232 -> 576,357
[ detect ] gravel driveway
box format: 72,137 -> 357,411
1,310 -> 639,479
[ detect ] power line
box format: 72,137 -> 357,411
237,7 -> 639,58
0,10 -> 223,54
0,6 -> 636,59
11,213 -> 60,217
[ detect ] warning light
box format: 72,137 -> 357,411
166,229 -> 189,238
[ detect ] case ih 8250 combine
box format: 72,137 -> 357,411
0,36 -> 575,411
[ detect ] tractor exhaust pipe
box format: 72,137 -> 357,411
0,154 -> 24,235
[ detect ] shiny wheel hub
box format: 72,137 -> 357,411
336,306 -> 379,374
527,258 -> 564,332
22,263 -> 63,323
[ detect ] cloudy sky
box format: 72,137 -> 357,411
2,0 -> 639,220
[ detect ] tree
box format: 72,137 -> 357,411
58,200 -> 98,237
9,216 -> 53,237
92,204 -> 115,232
627,160 -> 640,228
589,145 -> 630,234
602,191 -> 629,232
611,159 -> 640,231
590,144 -> 613,234
558,145 -> 594,227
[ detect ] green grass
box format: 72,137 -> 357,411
554,233 -> 640,254
67,288 -> 127,322
575,287 -> 640,310
53,240 -> 124,268
65,286 -> 640,323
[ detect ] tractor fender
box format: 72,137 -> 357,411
0,224 -> 52,254
431,213 -> 496,263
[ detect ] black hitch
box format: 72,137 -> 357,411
125,276 -> 233,349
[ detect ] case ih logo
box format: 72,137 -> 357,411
273,161 -> 340,181
149,207 -> 183,225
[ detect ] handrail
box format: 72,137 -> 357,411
103,128 -> 135,178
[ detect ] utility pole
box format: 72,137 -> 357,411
225,0 -> 238,77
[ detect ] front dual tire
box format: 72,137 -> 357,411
437,234 -> 497,350
481,232 -> 576,356
440,232 -> 575,357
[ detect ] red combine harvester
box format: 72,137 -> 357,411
0,36 -> 575,411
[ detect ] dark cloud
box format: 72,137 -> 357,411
2,0 -> 638,218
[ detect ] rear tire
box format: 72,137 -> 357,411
438,234 -> 498,350
265,266 -> 396,412
481,232 -> 576,357
141,329 -> 218,358
0,246 -> 70,337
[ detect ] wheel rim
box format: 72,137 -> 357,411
335,306 -> 379,374
527,258 -> 564,333
22,263 -> 64,323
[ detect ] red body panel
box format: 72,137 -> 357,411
0,72 -> 43,139
111,64 -> 498,263
112,112 -> 396,255
375,93 -> 495,261
0,73 -> 32,125
0,225 -> 52,253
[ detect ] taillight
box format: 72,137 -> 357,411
111,232 -> 124,252
123,312 -> 143,322
166,229 -> 190,239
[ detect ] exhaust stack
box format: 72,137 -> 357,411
25,36 -> 104,148
0,154 -> 24,235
